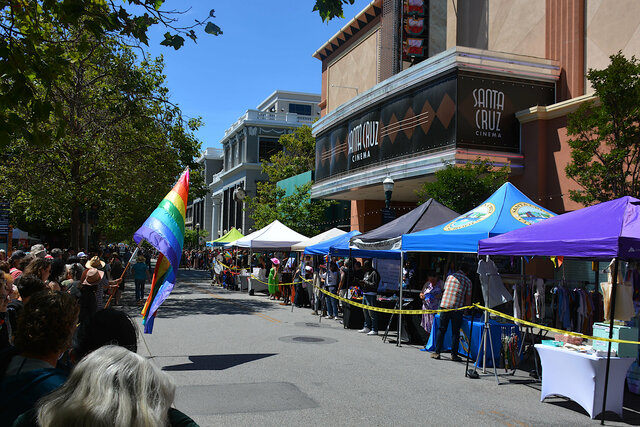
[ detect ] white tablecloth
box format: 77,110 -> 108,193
535,344 -> 634,419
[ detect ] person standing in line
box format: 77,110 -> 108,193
358,260 -> 380,336
431,263 -> 472,362
132,255 -> 150,306
321,261 -> 340,320
268,258 -> 280,300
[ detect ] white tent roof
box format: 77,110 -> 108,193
226,220 -> 308,249
290,228 -> 346,251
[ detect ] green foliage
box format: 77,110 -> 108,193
245,182 -> 334,237
0,1 -> 221,148
0,30 -> 206,246
313,0 -> 355,22
262,125 -> 316,182
416,159 -> 510,213
184,227 -> 209,249
565,52 -> 640,205
247,124 -> 335,236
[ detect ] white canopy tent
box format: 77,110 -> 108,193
290,228 -> 346,252
225,220 -> 308,250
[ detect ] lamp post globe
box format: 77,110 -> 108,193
383,177 -> 394,209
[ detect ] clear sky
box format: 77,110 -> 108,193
143,0 -> 372,150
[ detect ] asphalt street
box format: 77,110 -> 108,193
119,269 -> 640,427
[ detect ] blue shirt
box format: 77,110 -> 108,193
132,262 -> 147,280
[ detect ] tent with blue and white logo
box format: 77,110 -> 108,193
401,182 -> 555,253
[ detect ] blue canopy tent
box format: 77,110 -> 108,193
401,182 -> 555,253
304,230 -> 361,256
400,182 -> 556,364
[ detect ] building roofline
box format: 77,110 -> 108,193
312,0 -> 382,61
256,90 -> 321,111
313,46 -> 561,136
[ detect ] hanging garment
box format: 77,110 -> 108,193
477,259 -> 513,309
534,278 -> 545,321
513,285 -> 522,321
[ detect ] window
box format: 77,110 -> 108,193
288,103 -> 312,116
259,137 -> 281,162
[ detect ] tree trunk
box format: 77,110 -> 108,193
71,202 -> 80,249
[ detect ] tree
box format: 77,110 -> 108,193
565,52 -> 640,205
416,159 -> 510,213
245,182 -> 334,237
184,228 -> 209,249
246,125 -> 335,236
0,29 -> 206,247
313,0 -> 356,22
262,125 -> 316,182
0,1 -> 222,148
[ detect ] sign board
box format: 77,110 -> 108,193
315,71 -> 555,182
0,202 -> 9,235
402,0 -> 428,62
316,74 -> 457,180
457,74 -> 555,151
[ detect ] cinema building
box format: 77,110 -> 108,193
311,0 -> 640,231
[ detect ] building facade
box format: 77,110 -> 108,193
185,147 -> 224,239
312,0 -> 640,231
209,90 -> 321,239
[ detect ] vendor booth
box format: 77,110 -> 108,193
208,227 -> 244,247
291,228 -> 346,252
399,183 -> 556,375
226,220 -> 308,293
478,196 -> 640,421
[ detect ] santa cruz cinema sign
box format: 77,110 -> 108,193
315,71 -> 554,181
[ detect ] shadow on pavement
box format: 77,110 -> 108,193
544,397 -> 640,425
163,353 -> 277,371
147,296 -> 278,318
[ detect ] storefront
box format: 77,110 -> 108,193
312,47 -> 559,230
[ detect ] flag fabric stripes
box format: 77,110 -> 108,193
134,168 -> 189,333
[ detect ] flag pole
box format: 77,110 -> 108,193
104,244 -> 142,309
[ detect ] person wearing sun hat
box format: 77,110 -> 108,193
81,257 -> 121,309
267,258 -> 280,300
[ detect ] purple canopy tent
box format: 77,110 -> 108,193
478,196 -> 640,424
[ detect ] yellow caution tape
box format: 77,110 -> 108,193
249,275 -> 297,287
307,279 -> 471,315
304,279 -> 640,346
475,304 -> 640,346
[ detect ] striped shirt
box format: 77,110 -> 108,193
440,271 -> 472,309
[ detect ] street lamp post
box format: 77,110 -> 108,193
196,223 -> 200,249
382,177 -> 395,224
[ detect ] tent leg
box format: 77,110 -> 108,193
398,251 -> 404,347
601,258 -> 618,425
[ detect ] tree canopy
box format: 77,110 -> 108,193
245,125 -> 335,236
565,52 -> 640,205
0,27 -> 206,247
416,159 -> 510,213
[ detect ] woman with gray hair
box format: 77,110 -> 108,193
32,345 -> 176,427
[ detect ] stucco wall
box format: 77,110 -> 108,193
446,0 -> 545,57
586,0 -> 640,86
488,0 -> 546,58
327,28 -> 380,113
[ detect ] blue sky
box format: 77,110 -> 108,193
143,0 -> 372,150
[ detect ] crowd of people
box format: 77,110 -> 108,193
0,243 -> 198,426
206,248 -> 473,350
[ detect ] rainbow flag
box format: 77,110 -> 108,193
134,169 -> 189,333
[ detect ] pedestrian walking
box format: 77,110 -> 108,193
133,255 -> 150,306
